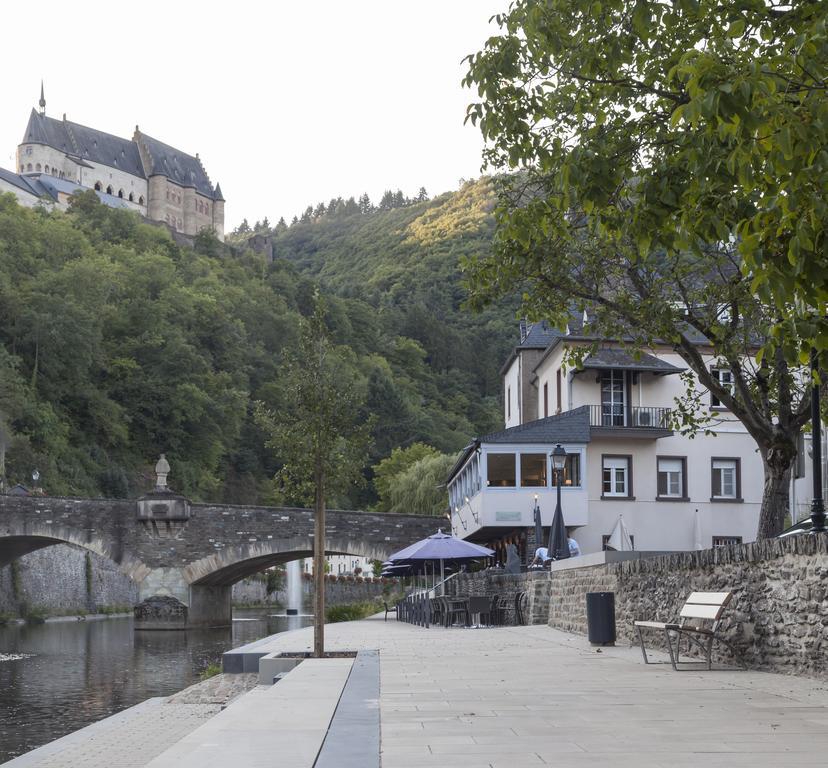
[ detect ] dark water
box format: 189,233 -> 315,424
0,609 -> 312,763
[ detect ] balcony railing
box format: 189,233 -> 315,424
588,405 -> 672,430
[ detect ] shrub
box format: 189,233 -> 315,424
325,600 -> 382,623
200,662 -> 222,681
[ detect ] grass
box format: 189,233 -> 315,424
325,600 -> 383,623
200,663 -> 222,681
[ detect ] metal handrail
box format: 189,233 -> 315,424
588,404 -> 672,429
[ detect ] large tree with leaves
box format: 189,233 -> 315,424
464,0 -> 828,353
255,294 -> 371,656
463,0 -> 828,537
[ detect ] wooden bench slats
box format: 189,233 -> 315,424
679,603 -> 724,620
686,592 -> 732,606
635,590 -> 735,671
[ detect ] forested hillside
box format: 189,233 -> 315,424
0,179 -> 514,508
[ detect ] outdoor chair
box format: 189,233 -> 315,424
430,597 -> 446,626
445,597 -> 470,627
489,594 -> 505,626
467,595 -> 492,627
384,601 -> 398,622
635,591 -> 741,671
514,591 -> 528,625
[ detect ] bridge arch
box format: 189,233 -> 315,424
0,523 -> 150,584
184,534 -> 396,586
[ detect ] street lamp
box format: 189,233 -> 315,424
549,444 -> 570,560
32,469 -> 40,494
810,351 -> 826,533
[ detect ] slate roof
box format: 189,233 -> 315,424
480,406 -> 591,444
21,110 -> 145,177
579,348 -> 685,374
447,407 -> 591,483
518,320 -> 563,349
136,132 -> 218,198
36,175 -> 132,209
0,167 -> 48,197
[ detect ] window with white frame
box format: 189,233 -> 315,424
711,458 -> 739,499
602,456 -> 631,497
657,457 -> 685,498
710,368 -> 735,407
487,453 -> 516,487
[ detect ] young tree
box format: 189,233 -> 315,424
255,294 -> 371,656
358,193 -> 373,214
464,0 -> 828,355
416,187 -> 429,203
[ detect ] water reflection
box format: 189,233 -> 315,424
0,609 -> 312,762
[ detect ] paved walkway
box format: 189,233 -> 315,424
6,618 -> 828,767
249,616 -> 828,768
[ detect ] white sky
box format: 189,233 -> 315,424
1,1 -> 503,229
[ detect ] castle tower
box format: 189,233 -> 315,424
212,183 -> 225,240
38,81 -> 45,116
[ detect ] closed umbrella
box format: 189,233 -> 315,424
548,502 -> 570,560
607,515 -> 633,551
693,509 -> 704,551
533,498 -> 543,553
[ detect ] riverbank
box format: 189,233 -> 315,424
1,673 -> 259,768
9,615 -> 828,767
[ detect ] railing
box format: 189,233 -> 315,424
588,404 -> 672,429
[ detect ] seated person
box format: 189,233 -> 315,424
530,546 -> 550,566
567,535 -> 581,557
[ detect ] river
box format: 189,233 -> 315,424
0,608 -> 312,763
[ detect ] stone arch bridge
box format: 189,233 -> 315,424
0,493 -> 439,627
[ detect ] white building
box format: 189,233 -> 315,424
303,555 -> 375,576
448,318 -> 817,555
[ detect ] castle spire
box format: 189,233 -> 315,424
38,80 -> 46,116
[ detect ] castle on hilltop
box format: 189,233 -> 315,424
8,85 -> 225,240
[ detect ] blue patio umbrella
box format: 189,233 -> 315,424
388,529 -> 494,586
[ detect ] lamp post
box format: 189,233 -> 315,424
551,444 -> 567,521
810,350 -> 826,533
32,468 -> 40,495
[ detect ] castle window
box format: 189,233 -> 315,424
128,192 -> 134,202
106,185 -> 113,195
94,181 -> 102,191
27,163 -> 32,172
138,196 -> 144,205
205,203 -> 209,215
36,163 -> 41,172
166,190 -> 170,201
19,165 -> 24,172
118,189 -> 124,198
44,165 -> 50,174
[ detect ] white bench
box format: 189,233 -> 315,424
635,591 -> 739,671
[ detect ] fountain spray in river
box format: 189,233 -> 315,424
286,559 -> 302,615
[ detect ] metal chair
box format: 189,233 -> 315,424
467,595 -> 492,627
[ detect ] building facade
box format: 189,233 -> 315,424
13,88 -> 225,239
449,319 -> 817,556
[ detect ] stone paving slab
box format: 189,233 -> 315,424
244,614 -> 828,768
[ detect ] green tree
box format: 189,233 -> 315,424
385,452 -> 455,517
373,443 -> 441,512
255,294 -> 371,656
464,0 -> 828,355
462,0 -> 828,537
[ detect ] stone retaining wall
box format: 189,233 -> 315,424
547,535 -> 828,678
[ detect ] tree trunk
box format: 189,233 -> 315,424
756,450 -> 793,540
313,470 -> 325,658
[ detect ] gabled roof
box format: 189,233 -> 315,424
578,348 -> 684,375
21,110 -> 145,178
447,407 -> 591,483
135,131 -> 217,198
36,175 -> 132,209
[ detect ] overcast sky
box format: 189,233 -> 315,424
2,1 -> 503,229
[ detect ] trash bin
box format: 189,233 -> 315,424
585,591 -> 616,645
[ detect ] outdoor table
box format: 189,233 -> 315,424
444,597 -> 470,627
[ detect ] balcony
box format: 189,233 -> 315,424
588,405 -> 673,438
